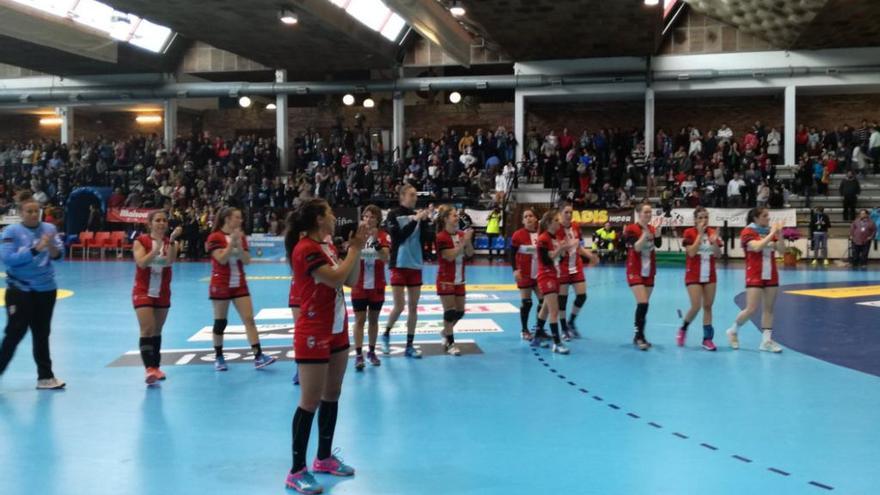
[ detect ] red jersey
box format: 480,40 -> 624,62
355,230 -> 390,291
557,222 -> 585,276
436,230 -> 466,285
132,234 -> 172,299
683,227 -> 722,284
206,231 -> 249,290
624,223 -> 657,280
536,231 -> 561,278
291,237 -> 347,335
511,227 -> 539,279
741,227 -> 778,286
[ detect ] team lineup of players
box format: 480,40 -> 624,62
127,183 -> 787,494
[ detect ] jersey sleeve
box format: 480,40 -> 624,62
511,230 -> 523,249
299,242 -> 329,275
205,232 -> 226,253
741,228 -> 760,249
682,228 -> 696,246
377,230 -> 390,249
537,233 -> 554,266
436,231 -> 454,252
623,225 -> 640,246
240,235 -> 249,251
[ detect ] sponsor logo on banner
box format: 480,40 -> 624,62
255,303 -> 518,320
246,234 -> 286,262
570,209 -> 633,226
108,341 -> 482,367
647,208 -> 797,228
106,207 -> 153,224
187,318 -> 503,342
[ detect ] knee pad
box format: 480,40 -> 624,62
521,298 -> 533,311
573,294 -> 586,308
455,310 -> 466,322
443,309 -> 458,323
558,295 -> 568,311
213,318 -> 228,335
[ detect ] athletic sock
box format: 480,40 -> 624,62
355,347 -> 363,356
291,407 -> 316,473
368,344 -> 376,353
635,303 -> 649,334
549,322 -> 561,344
569,294 -> 586,325
703,324 -> 715,340
384,326 -> 392,337
406,333 -> 415,347
251,343 -> 263,358
536,318 -> 547,331
150,335 -> 162,368
761,328 -> 772,342
682,320 -> 691,331
317,400 -> 339,461
214,346 -> 223,358
446,333 -> 455,345
519,299 -> 533,332
139,337 -> 153,369
558,295 -> 569,332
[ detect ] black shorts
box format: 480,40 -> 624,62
351,299 -> 384,312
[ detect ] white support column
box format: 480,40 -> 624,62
514,91 -> 525,165
275,69 -> 290,175
163,99 -> 178,148
392,91 -> 405,162
644,87 -> 655,155
59,106 -> 73,144
784,85 -> 796,165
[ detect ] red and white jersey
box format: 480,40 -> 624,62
132,234 -> 172,298
291,237 -> 347,335
536,230 -> 561,278
436,230 -> 466,285
355,230 -> 389,291
557,221 -> 585,275
624,223 -> 657,279
683,227 -> 722,284
511,228 -> 539,279
206,231 -> 249,289
741,226 -> 778,285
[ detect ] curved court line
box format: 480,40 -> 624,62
530,348 -> 835,491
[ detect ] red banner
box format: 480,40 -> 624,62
106,207 -> 153,224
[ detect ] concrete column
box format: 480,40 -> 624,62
784,85 -> 796,165
275,69 -> 290,174
644,87 -> 655,155
514,91 -> 525,165
163,99 -> 178,148
59,106 -> 73,144
392,91 -> 405,162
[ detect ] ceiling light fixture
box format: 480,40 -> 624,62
279,9 -> 299,25
135,115 -> 162,124
363,98 -> 375,108
39,117 -> 63,126
266,103 -> 277,110
450,1 -> 465,17
343,94 -> 356,106
449,91 -> 462,104
643,0 -> 659,5
238,96 -> 252,108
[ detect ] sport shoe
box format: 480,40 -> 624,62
381,333 -> 391,355
404,345 -> 422,358
567,323 -> 581,338
702,339 -> 717,351
759,340 -> 783,353
552,343 -> 570,354
285,468 -> 323,494
35,377 -> 66,390
561,330 -> 572,342
445,343 -> 461,356
354,355 -> 365,371
633,336 -> 652,351
254,353 -> 277,369
154,368 -> 167,381
144,368 -> 160,385
366,351 -> 381,366
534,330 -> 551,348
312,450 -> 355,477
521,330 -> 533,341
726,327 -> 740,350
214,356 -> 228,371
676,327 -> 686,347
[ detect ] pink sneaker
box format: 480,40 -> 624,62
312,452 -> 355,477
285,468 -> 323,494
702,339 -> 717,351
676,328 -> 686,347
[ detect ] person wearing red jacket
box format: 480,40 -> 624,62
726,208 -> 785,352
677,207 -> 722,351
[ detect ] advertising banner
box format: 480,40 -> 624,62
106,207 -> 152,224
648,208 -> 797,228
246,234 -> 286,262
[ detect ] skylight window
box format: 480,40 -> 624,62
326,0 -> 407,41
9,0 -> 174,53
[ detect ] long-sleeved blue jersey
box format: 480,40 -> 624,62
1,222 -> 63,292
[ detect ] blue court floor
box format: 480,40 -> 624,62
1,260 -> 878,495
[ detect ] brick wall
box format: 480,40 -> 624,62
797,94 -> 880,131
0,112 -> 163,143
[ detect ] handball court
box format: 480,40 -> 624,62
1,261 -> 878,495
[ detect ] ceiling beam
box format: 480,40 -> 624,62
292,0 -> 398,63
0,4 -> 117,63
384,0 -> 472,67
